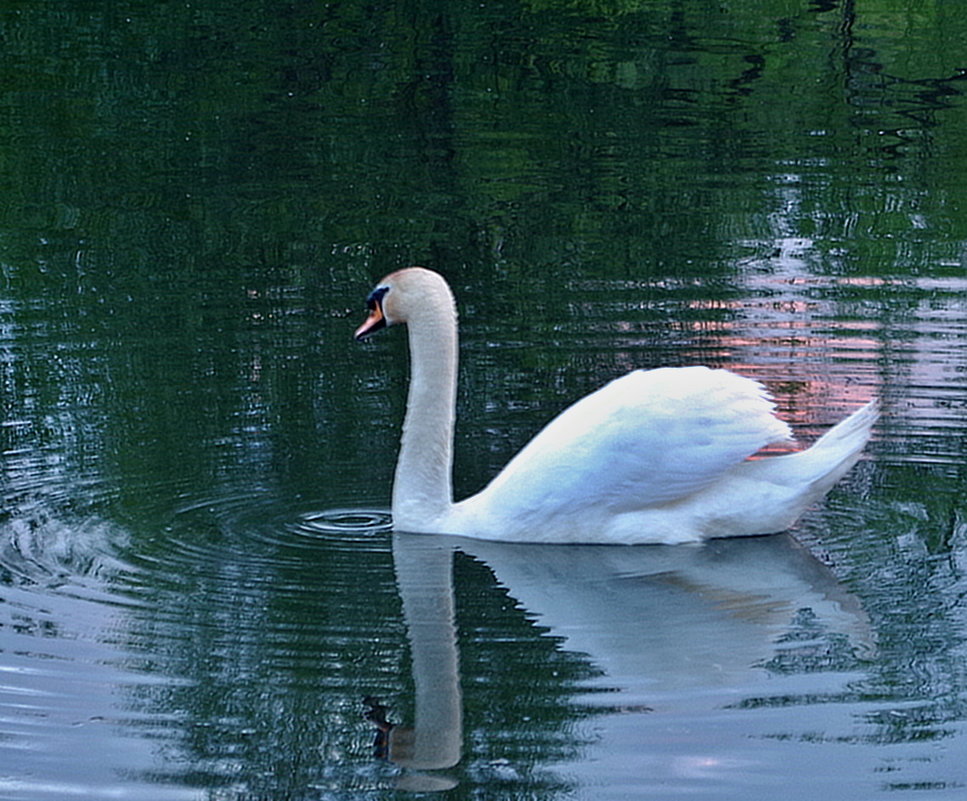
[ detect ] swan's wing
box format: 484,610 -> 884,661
477,366 -> 793,515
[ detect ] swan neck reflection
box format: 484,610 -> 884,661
389,532 -> 462,772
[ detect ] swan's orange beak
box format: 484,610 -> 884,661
354,306 -> 385,340
356,284 -> 391,340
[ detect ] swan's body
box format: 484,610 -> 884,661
355,267 -> 877,545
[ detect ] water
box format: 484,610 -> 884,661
2,0 -> 967,798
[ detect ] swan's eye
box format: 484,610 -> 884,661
366,285 -> 389,311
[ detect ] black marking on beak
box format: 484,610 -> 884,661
355,285 -> 390,340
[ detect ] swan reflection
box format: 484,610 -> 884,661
381,530 -> 873,788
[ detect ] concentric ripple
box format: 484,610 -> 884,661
291,507 -> 393,541
0,483 -> 406,800
162,492 -> 393,560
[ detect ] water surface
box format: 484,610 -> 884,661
2,1 -> 967,798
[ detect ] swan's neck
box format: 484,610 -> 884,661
393,294 -> 458,528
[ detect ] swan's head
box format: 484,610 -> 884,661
354,267 -> 455,341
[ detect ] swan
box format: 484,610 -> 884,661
354,267 -> 877,544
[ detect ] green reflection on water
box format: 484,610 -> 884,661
1,0 -> 967,798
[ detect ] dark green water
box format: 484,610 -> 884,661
2,1 -> 966,798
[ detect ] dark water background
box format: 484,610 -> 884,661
2,1 -> 967,798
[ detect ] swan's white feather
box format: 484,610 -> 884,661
477,366 -> 789,506
358,268 -> 877,545
443,367 -> 799,542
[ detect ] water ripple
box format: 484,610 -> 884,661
290,507 -> 393,541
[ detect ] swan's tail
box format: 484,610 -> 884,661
724,398 -> 877,535
739,397 -> 878,496
810,398 -> 879,463
769,398 -> 879,494
806,398 -> 880,482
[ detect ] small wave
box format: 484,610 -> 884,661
0,484 -> 396,604
289,508 -> 393,546
114,495 -> 395,592
0,507 -> 131,590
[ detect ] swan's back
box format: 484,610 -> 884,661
447,367 -> 807,542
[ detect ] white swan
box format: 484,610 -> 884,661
355,267 -> 877,544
